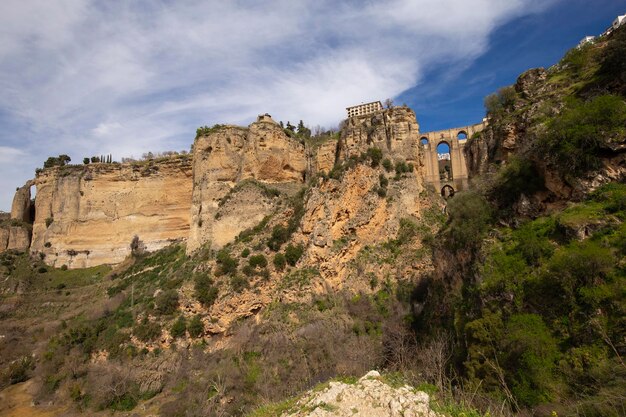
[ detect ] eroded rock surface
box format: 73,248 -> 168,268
283,371 -> 441,417
188,119 -> 306,252
30,157 -> 193,268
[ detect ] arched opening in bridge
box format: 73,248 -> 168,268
420,137 -> 429,146
441,185 -> 455,198
437,142 -> 452,182
457,131 -> 467,140
29,184 -> 36,223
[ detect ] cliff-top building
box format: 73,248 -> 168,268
346,101 -> 383,118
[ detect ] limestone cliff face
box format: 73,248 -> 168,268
30,157 -> 193,268
188,119 -> 306,252
11,183 -> 33,223
297,163 -> 434,292
0,226 -> 30,252
340,106 -> 421,163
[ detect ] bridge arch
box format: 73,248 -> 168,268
457,131 -> 468,140
436,142 -> 452,182
420,137 -> 429,146
441,185 -> 455,198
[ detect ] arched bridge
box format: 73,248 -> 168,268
420,121 -> 487,197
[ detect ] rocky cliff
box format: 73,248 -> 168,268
30,156 -> 193,268
339,106 -> 421,164
188,118 -> 307,252
10,107 -> 433,267
0,224 -> 30,252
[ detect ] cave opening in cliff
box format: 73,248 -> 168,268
436,142 -> 452,181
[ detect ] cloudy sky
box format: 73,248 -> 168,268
0,0 -> 623,210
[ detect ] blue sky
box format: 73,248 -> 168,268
0,0 -> 624,210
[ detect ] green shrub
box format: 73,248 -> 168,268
248,254 -> 268,269
155,290 -> 179,315
241,248 -> 250,258
394,161 -> 410,175
273,253 -> 286,271
170,316 -> 186,339
195,124 -> 225,138
134,320 -> 162,342
285,244 -> 304,266
194,274 -> 219,308
187,315 -> 204,338
484,85 -> 517,116
379,174 -> 388,189
7,356 -> 34,385
242,264 -> 254,276
503,314 -> 559,406
366,148 -> 383,167
215,250 -> 238,276
230,275 -> 249,293
268,225 -> 288,251
382,158 -> 393,172
489,157 -> 544,209
538,95 -> 626,176
599,25 -> 626,88
445,191 -> 492,249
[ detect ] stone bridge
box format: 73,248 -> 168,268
420,121 -> 487,197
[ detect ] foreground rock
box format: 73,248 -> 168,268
283,371 -> 441,417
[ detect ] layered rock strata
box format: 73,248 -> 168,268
188,118 -> 307,252
30,157 -> 193,268
339,106 -> 421,163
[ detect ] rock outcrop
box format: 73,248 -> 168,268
0,225 -> 30,252
340,106 -> 421,163
299,163 -> 430,290
30,156 -> 193,268
282,370 -> 441,417
188,118 -> 307,252
10,183 -> 33,223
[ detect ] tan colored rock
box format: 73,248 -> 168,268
188,120 -> 306,252
283,370 -> 441,417
298,164 -> 428,291
0,226 -> 30,252
7,226 -> 30,251
340,106 -> 421,163
307,138 -> 338,175
10,182 -> 33,222
30,157 -> 193,268
0,228 -> 8,252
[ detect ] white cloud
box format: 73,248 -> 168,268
0,0 -> 560,210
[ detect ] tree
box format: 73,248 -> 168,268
91,156 -> 100,163
83,157 -> 90,165
43,154 -> 71,169
297,120 -> 311,139
384,98 -> 394,109
286,121 -> 296,132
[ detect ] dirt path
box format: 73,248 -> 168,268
0,380 -> 66,417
